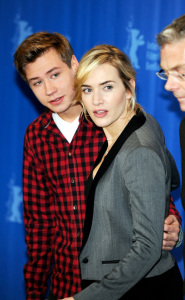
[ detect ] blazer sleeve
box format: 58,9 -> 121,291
74,147 -> 171,300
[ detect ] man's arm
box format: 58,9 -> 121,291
23,130 -> 55,300
169,196 -> 182,225
180,117 -> 185,210
163,145 -> 183,250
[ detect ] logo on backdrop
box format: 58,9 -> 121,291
12,13 -> 33,51
6,176 -> 23,224
145,42 -> 160,71
124,20 -> 145,69
124,19 -> 160,71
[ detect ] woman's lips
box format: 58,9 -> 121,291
93,110 -> 108,118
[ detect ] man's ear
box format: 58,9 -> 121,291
71,55 -> 79,73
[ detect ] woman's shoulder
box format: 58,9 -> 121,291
137,112 -> 165,143
118,112 -> 165,158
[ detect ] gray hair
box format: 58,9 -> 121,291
157,14 -> 185,46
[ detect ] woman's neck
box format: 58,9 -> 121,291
104,111 -> 135,154
93,111 -> 135,179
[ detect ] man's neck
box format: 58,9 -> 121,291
58,103 -> 82,123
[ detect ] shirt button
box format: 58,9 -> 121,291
82,257 -> 88,263
77,231 -> 81,237
73,205 -> 77,210
68,152 -> 72,156
71,178 -> 75,184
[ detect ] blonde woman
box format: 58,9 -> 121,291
62,45 -> 183,300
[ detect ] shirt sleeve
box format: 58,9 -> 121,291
168,196 -> 182,225
23,130 -> 55,300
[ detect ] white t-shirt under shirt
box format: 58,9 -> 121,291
52,112 -> 80,143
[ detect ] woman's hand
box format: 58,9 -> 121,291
60,298 -> 74,300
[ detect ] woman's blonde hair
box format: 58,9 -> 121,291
75,44 -> 141,114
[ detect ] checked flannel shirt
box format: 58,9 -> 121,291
23,109 -> 181,300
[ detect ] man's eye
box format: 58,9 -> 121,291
33,80 -> 42,86
52,73 -> 59,78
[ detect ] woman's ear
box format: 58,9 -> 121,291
126,78 -> 135,99
126,78 -> 136,99
129,78 -> 135,89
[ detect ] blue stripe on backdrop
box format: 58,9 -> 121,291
0,0 -> 184,299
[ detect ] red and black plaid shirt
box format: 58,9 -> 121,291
23,109 -> 181,300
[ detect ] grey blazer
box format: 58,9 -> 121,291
74,112 -> 180,300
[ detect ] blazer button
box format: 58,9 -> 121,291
82,257 -> 88,263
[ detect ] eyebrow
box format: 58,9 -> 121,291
160,64 -> 185,72
28,67 -> 60,83
81,80 -> 115,87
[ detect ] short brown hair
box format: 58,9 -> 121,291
157,14 -> 185,46
13,31 -> 74,82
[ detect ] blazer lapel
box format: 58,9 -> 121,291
81,112 -> 146,250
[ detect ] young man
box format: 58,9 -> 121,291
14,32 -> 182,300
156,14 -> 185,295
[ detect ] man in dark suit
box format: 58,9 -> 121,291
157,14 -> 185,295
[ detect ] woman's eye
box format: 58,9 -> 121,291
82,88 -> 92,94
104,85 -> 113,91
179,72 -> 185,79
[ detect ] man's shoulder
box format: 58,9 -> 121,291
25,109 -> 53,142
180,117 -> 185,145
180,116 -> 185,131
26,109 -> 52,131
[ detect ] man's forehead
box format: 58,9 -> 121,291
160,41 -> 185,70
25,49 -> 68,80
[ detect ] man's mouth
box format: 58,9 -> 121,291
49,96 -> 64,104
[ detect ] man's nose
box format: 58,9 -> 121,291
44,80 -> 57,95
164,75 -> 179,92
